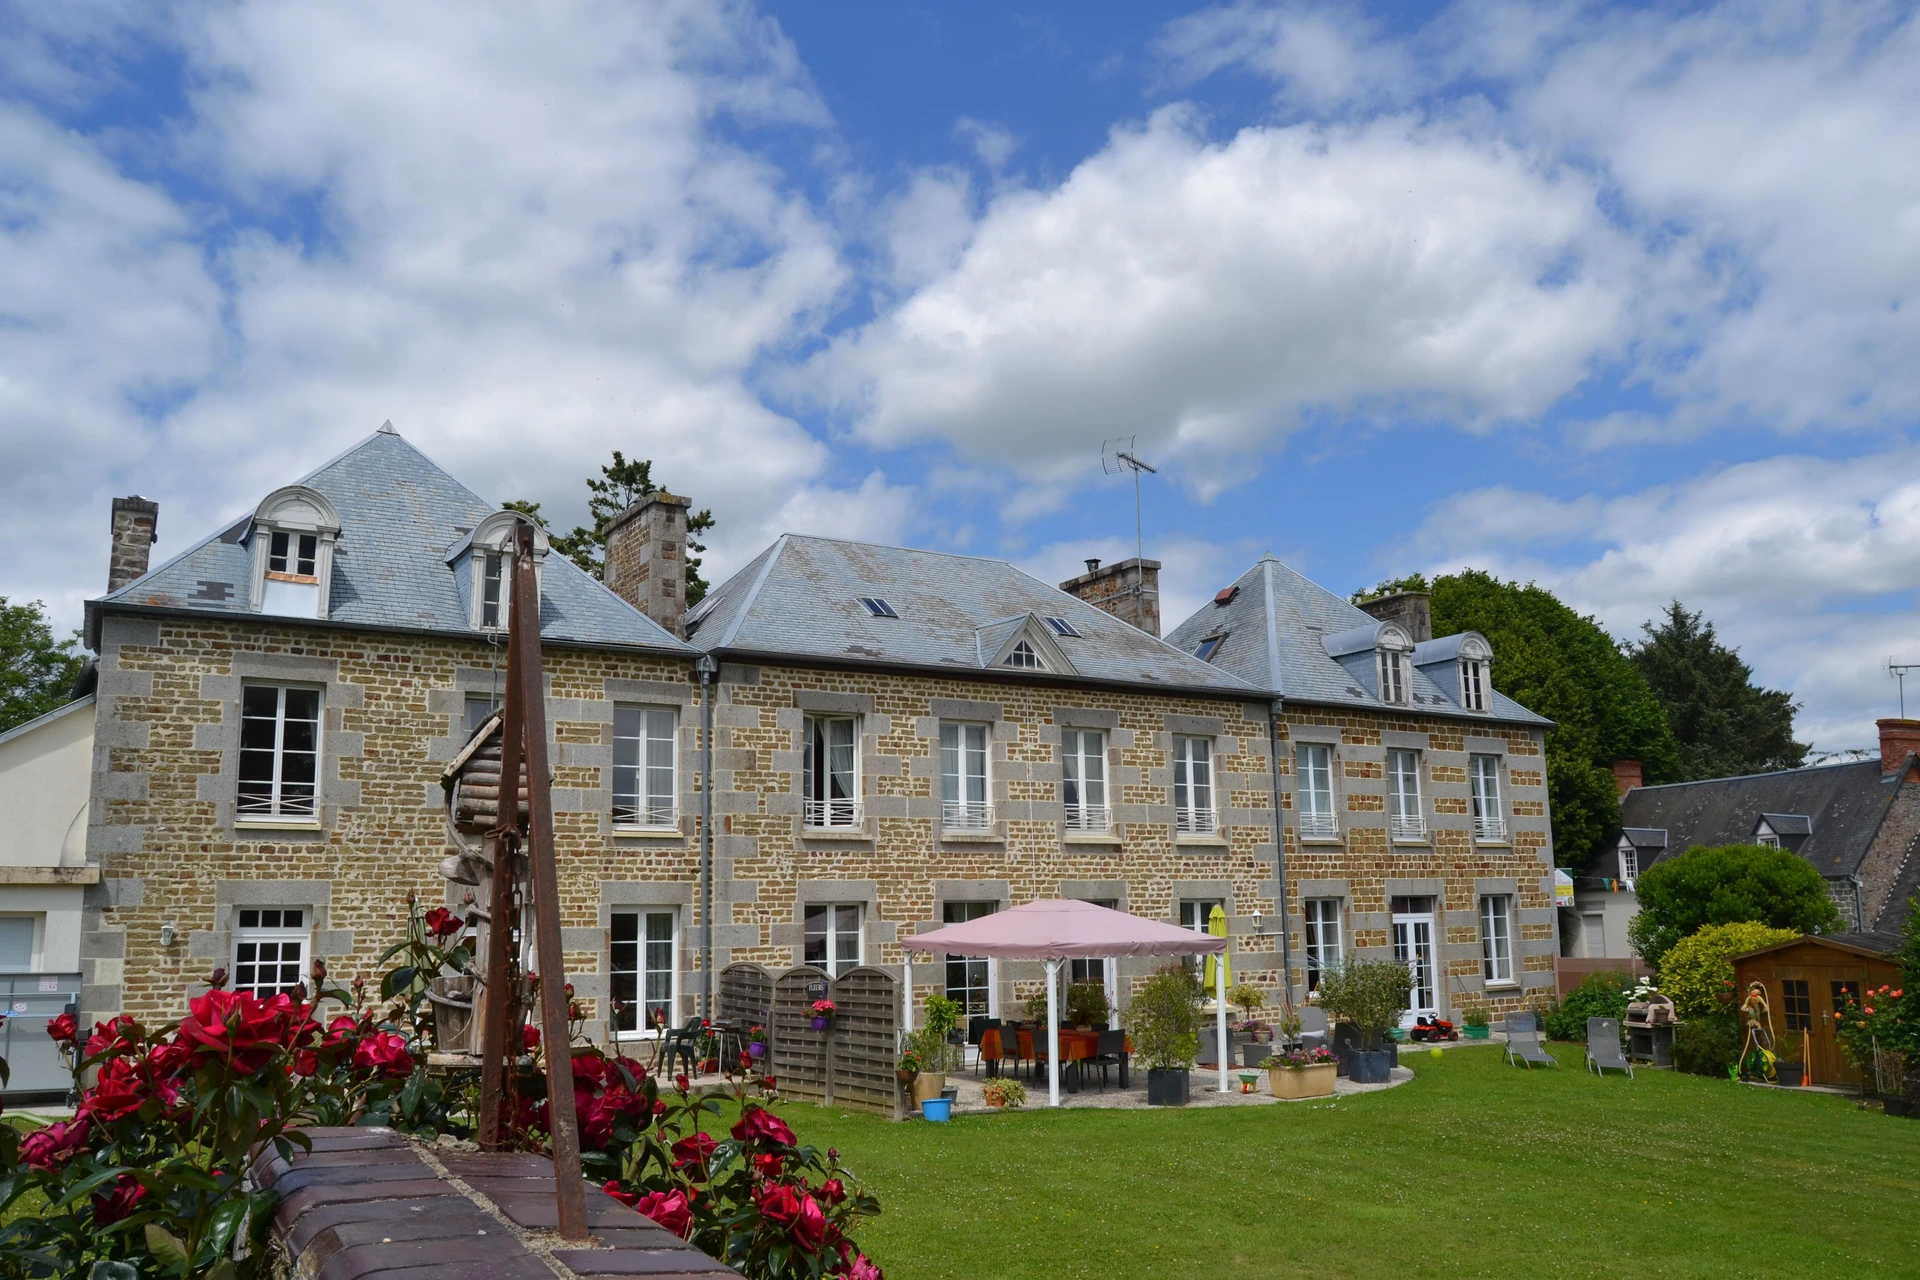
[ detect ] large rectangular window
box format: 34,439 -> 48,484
1173,736 -> 1215,834
1297,743 -> 1336,839
1480,895 -> 1514,984
613,706 -> 677,828
939,723 -> 991,830
1460,659 -> 1488,712
1377,649 -> 1409,705
232,908 -> 308,999
1387,749 -> 1424,840
238,684 -> 321,821
0,916 -> 40,972
1068,900 -> 1118,991
942,900 -> 996,1015
610,910 -> 676,1035
804,903 -> 863,977
1470,754 -> 1504,840
1303,898 -> 1342,992
464,692 -> 501,736
803,716 -> 860,827
1061,730 -> 1108,832
1179,898 -> 1225,974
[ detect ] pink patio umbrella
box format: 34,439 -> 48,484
904,900 -> 1230,1106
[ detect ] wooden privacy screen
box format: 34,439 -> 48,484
766,964 -> 899,1115
719,963 -> 774,1034
771,966 -> 833,1102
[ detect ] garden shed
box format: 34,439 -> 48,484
1729,932 -> 1900,1088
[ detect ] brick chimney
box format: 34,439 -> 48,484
107,496 -> 159,592
1611,759 -> 1643,796
603,492 -> 691,637
1356,590 -> 1433,643
1878,719 -> 1920,776
1058,557 -> 1160,637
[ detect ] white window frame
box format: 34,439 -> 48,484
1004,638 -> 1046,670
237,683 -> 323,825
1470,754 -> 1505,841
1480,895 -> 1514,985
804,902 -> 864,977
1173,735 -> 1217,835
939,722 -> 992,831
941,900 -> 997,1016
613,705 -> 678,829
1297,742 -> 1337,840
248,487 -> 339,620
231,908 -> 311,999
1387,748 -> 1425,841
1459,658 -> 1489,712
609,908 -> 677,1037
803,715 -> 862,828
464,692 -> 501,736
1067,898 -> 1119,1019
1302,898 -> 1343,992
1619,841 -> 1639,880
1178,898 -> 1226,974
1377,648 -> 1410,705
1060,729 -> 1109,832
0,914 -> 46,973
479,551 -> 508,630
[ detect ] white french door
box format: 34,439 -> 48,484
1391,896 -> 1438,1017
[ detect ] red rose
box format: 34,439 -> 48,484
653,1100 -> 667,1116
602,1179 -> 639,1209
674,1073 -> 690,1093
92,1172 -> 146,1225
731,1105 -> 796,1147
353,1031 -> 414,1080
755,1182 -> 802,1231
85,1015 -> 140,1059
46,1013 -> 77,1046
822,1177 -> 846,1204
572,1054 -> 611,1091
424,906 -> 463,939
82,1057 -> 145,1122
177,989 -> 289,1074
753,1152 -> 785,1179
522,1023 -> 540,1051
294,1049 -> 319,1076
19,1116 -> 90,1170
671,1132 -> 717,1169
792,1191 -> 827,1253
634,1189 -> 693,1238
848,1255 -> 884,1280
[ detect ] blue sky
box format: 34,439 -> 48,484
4,0 -> 1918,750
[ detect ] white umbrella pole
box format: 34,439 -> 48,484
1215,945 -> 1229,1094
1046,958 -> 1061,1108
903,954 -> 912,1034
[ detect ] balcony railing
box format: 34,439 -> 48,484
942,800 -> 994,831
1389,813 -> 1428,841
1297,810 -> 1338,840
804,798 -> 863,829
613,802 -> 678,829
1473,815 -> 1506,841
1175,807 -> 1217,836
1064,803 -> 1111,833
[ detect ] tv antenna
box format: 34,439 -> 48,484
1101,436 -> 1158,572
1890,658 -> 1920,718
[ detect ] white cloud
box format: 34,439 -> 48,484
1156,2 -> 1416,113
760,471 -> 917,549
1014,532 -> 1253,634
954,117 -> 1020,170
805,106 -> 1629,497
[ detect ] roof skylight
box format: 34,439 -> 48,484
1043,616 -> 1081,638
1195,633 -> 1227,662
858,597 -> 898,618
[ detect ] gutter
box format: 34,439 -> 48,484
696,645 -> 1263,704
698,654 -> 718,1019
1266,697 -> 1294,1006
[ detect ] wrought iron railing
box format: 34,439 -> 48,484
1064,803 -> 1111,833
942,801 -> 994,831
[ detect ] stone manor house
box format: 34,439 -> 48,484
68,424 -> 1560,1038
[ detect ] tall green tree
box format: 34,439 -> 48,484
1357,570 -> 1681,870
1625,843 -> 1842,969
1,597 -> 85,734
510,452 -> 716,604
1629,601 -> 1806,781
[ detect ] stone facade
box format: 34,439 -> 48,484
83,607 -> 1555,1030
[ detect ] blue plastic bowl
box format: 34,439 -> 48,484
920,1098 -> 953,1123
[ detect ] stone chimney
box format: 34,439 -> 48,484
1611,759 -> 1644,797
108,496 -> 159,592
1058,558 -> 1160,637
1356,590 -> 1433,643
1878,719 -> 1920,776
604,492 -> 691,637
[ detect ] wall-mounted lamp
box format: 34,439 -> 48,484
1251,910 -> 1264,935
159,923 -> 177,948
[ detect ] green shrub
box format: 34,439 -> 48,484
1315,960 -> 1412,1049
1130,966 -> 1202,1070
1627,844 -> 1839,968
1658,922 -> 1798,1018
1544,971 -> 1632,1041
1673,1009 -> 1741,1077
1066,981 -> 1111,1027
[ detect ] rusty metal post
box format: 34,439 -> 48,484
512,522 -> 590,1240
478,591 -> 528,1151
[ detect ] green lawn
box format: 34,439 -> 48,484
787,1045 -> 1920,1280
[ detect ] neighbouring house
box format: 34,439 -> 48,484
74,422 -> 1561,1040
1730,933 -> 1902,1089
1570,724 -> 1920,966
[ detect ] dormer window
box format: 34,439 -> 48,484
1456,635 -> 1493,712
1377,648 -> 1410,705
460,510 -> 549,632
1005,639 -> 1045,669
481,552 -> 506,628
249,485 -> 341,620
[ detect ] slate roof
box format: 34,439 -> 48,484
684,535 -> 1258,696
91,425 -> 694,655
1619,760 -> 1897,880
1163,556 -> 1549,726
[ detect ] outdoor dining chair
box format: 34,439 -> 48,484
1585,1017 -> 1633,1079
1502,1011 -> 1558,1069
1088,1029 -> 1129,1089
659,1016 -> 706,1077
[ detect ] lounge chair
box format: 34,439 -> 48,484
1503,1011 -> 1558,1069
1298,1006 -> 1329,1052
1586,1017 -> 1633,1079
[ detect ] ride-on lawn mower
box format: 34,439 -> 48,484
1408,1015 -> 1459,1042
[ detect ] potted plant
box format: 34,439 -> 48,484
896,1046 -> 923,1090
1262,1044 -> 1337,1099
909,994 -> 964,1108
1066,981 -> 1111,1029
1315,959 -> 1411,1084
747,1024 -> 768,1059
1460,1003 -> 1492,1040
1228,982 -> 1267,1028
809,998 -> 835,1031
1132,965 -> 1203,1105
1775,1029 -> 1807,1088
982,1077 -> 1027,1109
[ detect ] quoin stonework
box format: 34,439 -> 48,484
71,423 -> 1559,1037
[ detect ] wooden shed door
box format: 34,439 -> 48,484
1816,978 -> 1862,1089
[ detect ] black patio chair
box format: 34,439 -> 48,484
1088,1029 -> 1129,1089
659,1016 -> 706,1077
